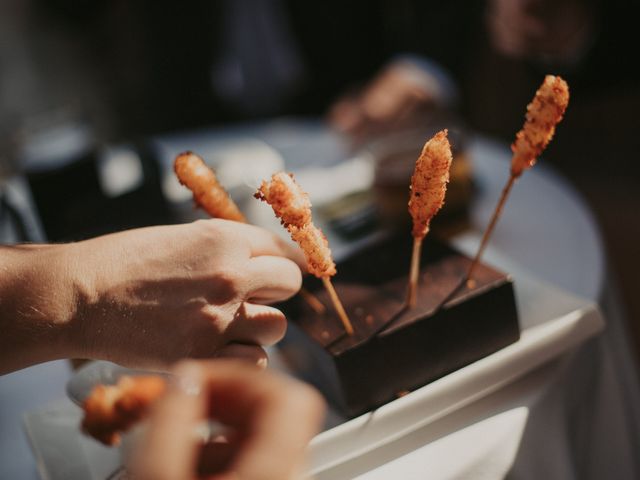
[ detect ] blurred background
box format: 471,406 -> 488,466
1,0 -> 639,360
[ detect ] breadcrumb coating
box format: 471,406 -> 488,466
290,224 -> 337,277
408,130 -> 453,238
81,376 -> 166,446
174,151 -> 246,222
511,75 -> 570,177
254,172 -> 312,228
255,172 -> 336,278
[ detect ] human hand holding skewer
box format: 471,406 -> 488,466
256,173 -> 354,335
406,130 -> 453,308
466,75 -> 570,286
175,152 -> 325,314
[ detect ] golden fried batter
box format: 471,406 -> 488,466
255,172 -> 335,278
290,224 -> 337,278
511,75 -> 570,177
408,130 -> 453,238
174,151 -> 246,222
255,172 -> 312,228
254,172 -> 351,331
81,375 -> 166,446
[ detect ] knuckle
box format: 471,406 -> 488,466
195,218 -> 231,239
213,264 -> 248,295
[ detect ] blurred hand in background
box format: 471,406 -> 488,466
132,359 -> 325,480
328,57 -> 457,145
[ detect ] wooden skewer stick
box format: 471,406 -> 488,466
406,236 -> 423,308
466,76 -> 569,286
466,175 -> 516,286
322,276 -> 354,335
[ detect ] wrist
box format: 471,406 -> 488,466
51,241 -> 102,360
0,244 -> 89,372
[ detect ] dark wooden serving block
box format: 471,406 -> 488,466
278,234 -> 520,418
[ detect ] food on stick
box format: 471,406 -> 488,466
174,151 -> 246,222
255,172 -> 312,228
466,75 -> 570,283
406,130 -> 453,307
290,224 -> 337,278
81,375 -> 166,446
511,75 -> 570,177
255,173 -> 353,335
408,129 -> 453,237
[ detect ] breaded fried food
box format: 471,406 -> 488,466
290,224 -> 337,278
255,172 -> 312,228
174,151 -> 246,222
405,129 -> 453,307
255,172 -> 333,278
408,129 -> 453,238
511,75 -> 570,177
255,171 -> 352,334
465,75 -> 570,284
81,375 -> 166,446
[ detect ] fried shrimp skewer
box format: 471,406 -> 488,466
466,75 -> 569,285
511,75 -> 570,177
289,223 -> 337,277
82,375 -> 166,446
256,173 -> 353,335
406,130 -> 453,308
254,172 -> 312,228
174,151 -> 246,223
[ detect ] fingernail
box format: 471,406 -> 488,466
256,356 -> 268,370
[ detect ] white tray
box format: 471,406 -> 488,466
307,271 -> 603,477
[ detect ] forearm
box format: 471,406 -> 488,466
0,244 -> 84,373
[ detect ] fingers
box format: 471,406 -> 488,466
328,94 -> 364,133
246,255 -> 302,303
132,360 -> 325,480
226,303 -> 287,346
130,362 -> 205,480
196,436 -> 240,476
223,221 -> 302,262
201,361 -> 326,480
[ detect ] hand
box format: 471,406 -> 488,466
328,60 -> 438,143
131,360 -> 325,480
0,220 -> 303,373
